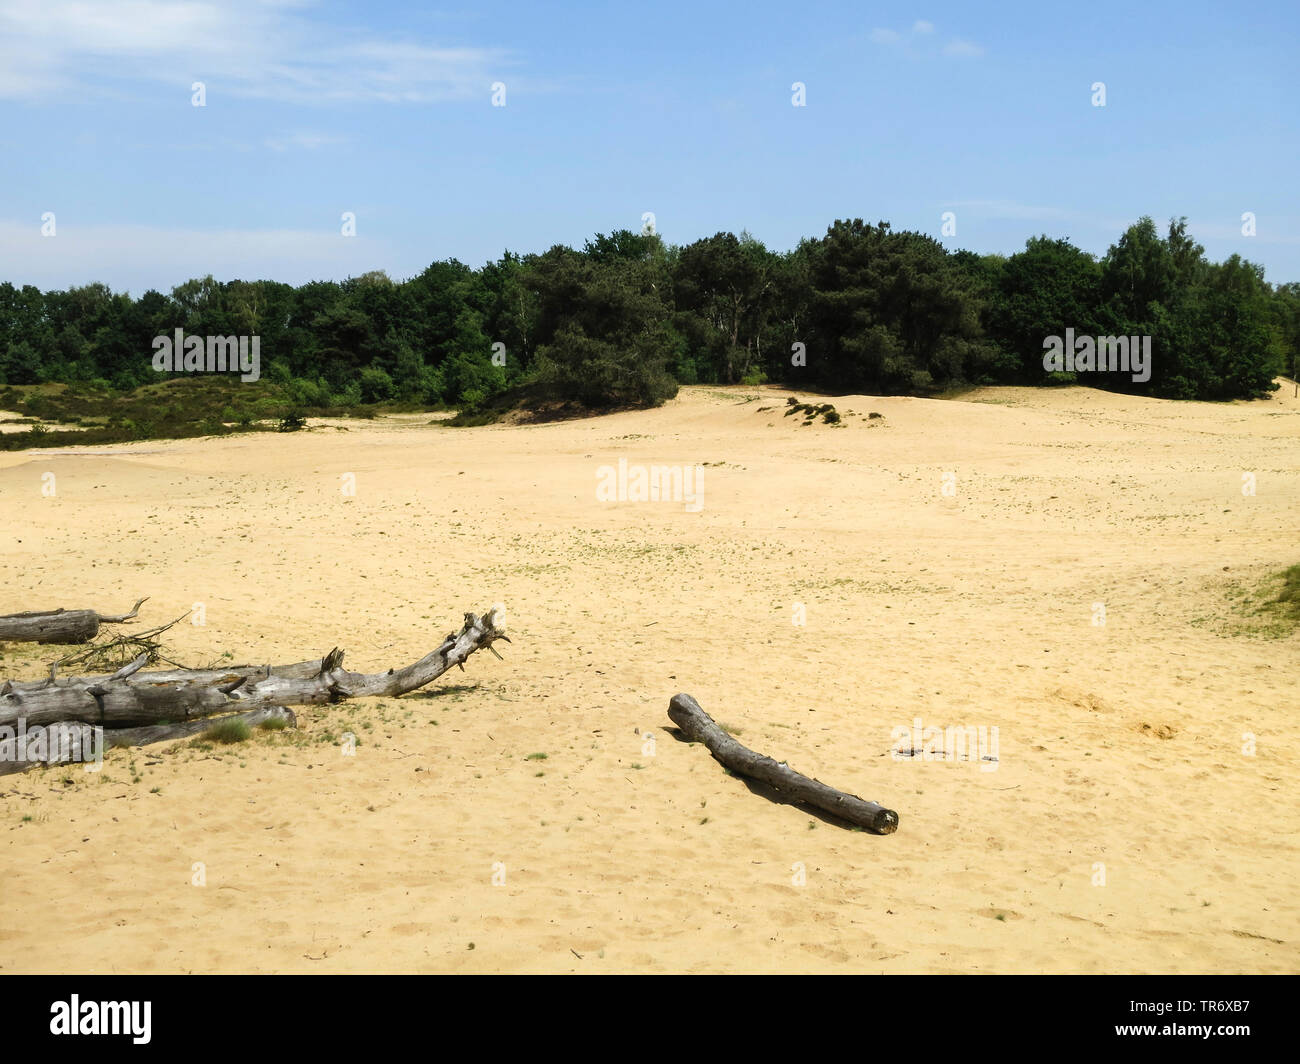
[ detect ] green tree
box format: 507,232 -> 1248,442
985,237 -> 1102,382
673,231 -> 776,382
801,220 -> 993,393
1269,282 -> 1300,387
528,237 -> 678,407
440,308 -> 505,407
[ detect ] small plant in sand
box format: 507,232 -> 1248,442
1221,563 -> 1300,638
204,718 -> 252,745
1273,565 -> 1300,621
259,716 -> 289,732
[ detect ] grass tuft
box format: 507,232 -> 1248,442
1274,565 -> 1300,619
204,718 -> 252,745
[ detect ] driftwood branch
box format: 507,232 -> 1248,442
0,598 -> 147,645
2,607 -> 507,738
8,654 -> 342,694
668,693 -> 899,835
45,607 -> 187,675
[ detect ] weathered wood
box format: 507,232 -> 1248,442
668,693 -> 899,835
0,598 -> 146,645
7,654 -> 344,695
0,608 -> 507,731
103,705 -> 298,750
0,706 -> 297,776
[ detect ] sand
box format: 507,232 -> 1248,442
0,382 -> 1297,974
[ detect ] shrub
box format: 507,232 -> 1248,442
359,366 -> 396,403
536,325 -> 677,409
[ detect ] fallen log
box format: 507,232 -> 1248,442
0,706 -> 297,777
7,653 -> 345,695
0,598 -> 147,645
0,608 -> 507,730
668,693 -> 899,835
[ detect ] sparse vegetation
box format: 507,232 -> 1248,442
1245,564 -> 1300,635
1273,565 -> 1300,620
783,398 -> 841,425
1201,565 -> 1300,639
203,718 -> 252,745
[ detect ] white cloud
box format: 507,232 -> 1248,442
0,218 -> 400,292
872,23 -> 984,59
0,0 -> 512,103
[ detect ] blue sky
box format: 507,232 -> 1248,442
2,0 -> 1297,293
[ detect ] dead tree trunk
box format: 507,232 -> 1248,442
7,654 -> 346,696
668,693 -> 899,834
0,608 -> 507,731
0,706 -> 297,777
0,598 -> 146,645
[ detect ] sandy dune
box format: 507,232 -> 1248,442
1,383 -> 1297,974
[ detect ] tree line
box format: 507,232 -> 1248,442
1,215 -> 1295,410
